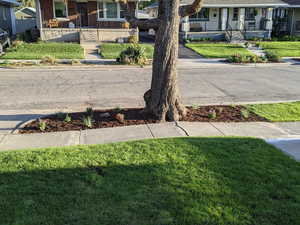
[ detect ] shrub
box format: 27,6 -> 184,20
82,116 -> 93,128
38,119 -> 47,131
64,114 -> 72,123
241,109 -> 250,119
41,55 -> 57,65
128,35 -> 138,44
228,54 -> 268,64
117,44 -> 147,65
265,52 -> 282,62
208,109 -> 217,119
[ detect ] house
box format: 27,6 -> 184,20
0,0 -> 20,36
145,0 -> 300,41
35,0 -> 148,43
15,7 -> 37,33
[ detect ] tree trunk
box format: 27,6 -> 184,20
144,0 -> 187,122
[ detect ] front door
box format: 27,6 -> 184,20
77,3 -> 88,27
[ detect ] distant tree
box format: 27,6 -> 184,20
124,0 -> 204,121
17,0 -> 35,8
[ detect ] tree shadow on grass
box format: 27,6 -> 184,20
0,137 -> 300,225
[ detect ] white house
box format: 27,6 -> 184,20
145,0 -> 300,41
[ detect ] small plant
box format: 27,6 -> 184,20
208,109 -> 217,119
64,114 -> 72,123
241,109 -> 250,119
86,107 -> 93,116
117,44 -> 148,65
41,55 -> 57,65
82,116 -> 93,128
38,119 -> 47,131
192,104 -> 200,109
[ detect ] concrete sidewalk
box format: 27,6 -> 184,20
0,122 -> 299,161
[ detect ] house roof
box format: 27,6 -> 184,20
182,0 -> 289,7
146,0 -> 300,8
15,7 -> 37,17
0,0 -> 20,7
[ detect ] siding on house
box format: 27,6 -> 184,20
0,5 -> 12,34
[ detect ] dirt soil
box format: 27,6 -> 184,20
19,105 -> 267,134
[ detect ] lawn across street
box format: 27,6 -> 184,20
0,42 -> 84,60
100,43 -> 154,59
257,41 -> 300,57
185,43 -> 254,58
1,137 -> 300,225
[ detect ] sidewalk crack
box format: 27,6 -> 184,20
175,122 -> 190,137
146,124 -> 155,138
0,134 -> 8,145
209,122 -> 226,136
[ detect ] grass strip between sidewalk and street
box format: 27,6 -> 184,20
246,101 -> 300,122
0,42 -> 84,60
99,43 -> 154,59
1,137 -> 300,225
257,41 -> 300,57
185,43 -> 254,58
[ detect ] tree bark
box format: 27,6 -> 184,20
143,0 -> 187,122
125,0 -> 204,122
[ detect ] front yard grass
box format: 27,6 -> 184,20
100,43 -> 154,59
185,43 -> 254,58
247,101 -> 300,122
0,42 -> 84,59
257,41 -> 300,57
1,137 -> 300,225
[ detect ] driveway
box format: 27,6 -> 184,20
0,64 -> 300,133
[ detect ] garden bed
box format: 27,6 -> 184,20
20,105 -> 267,134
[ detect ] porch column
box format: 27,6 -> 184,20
221,8 -> 228,30
181,16 -> 190,32
265,8 -> 273,38
35,0 -> 43,35
9,7 -> 16,35
238,8 -> 245,30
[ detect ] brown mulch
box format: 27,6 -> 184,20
19,105 -> 267,134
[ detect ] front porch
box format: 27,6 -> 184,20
181,7 -> 275,41
35,0 -> 139,42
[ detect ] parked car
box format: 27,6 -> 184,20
0,28 -> 10,54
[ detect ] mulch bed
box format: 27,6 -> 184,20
19,105 -> 267,134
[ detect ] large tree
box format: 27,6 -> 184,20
124,0 -> 204,122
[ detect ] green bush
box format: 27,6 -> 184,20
186,37 -> 213,42
265,52 -> 282,62
117,44 -> 148,65
272,35 -> 300,42
228,53 -> 268,64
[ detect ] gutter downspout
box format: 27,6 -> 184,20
290,8 -> 295,35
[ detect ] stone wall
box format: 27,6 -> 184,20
41,28 -> 138,42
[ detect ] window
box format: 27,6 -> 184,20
245,8 -> 256,20
232,8 -> 239,21
189,8 -> 209,21
53,0 -> 68,18
97,2 -> 125,20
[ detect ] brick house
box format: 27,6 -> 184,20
35,0 -> 146,42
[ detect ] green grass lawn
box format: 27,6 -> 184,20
247,101 -> 300,122
1,137 -> 300,225
0,42 -> 84,59
185,43 -> 254,58
257,41 -> 300,57
100,43 -> 154,59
